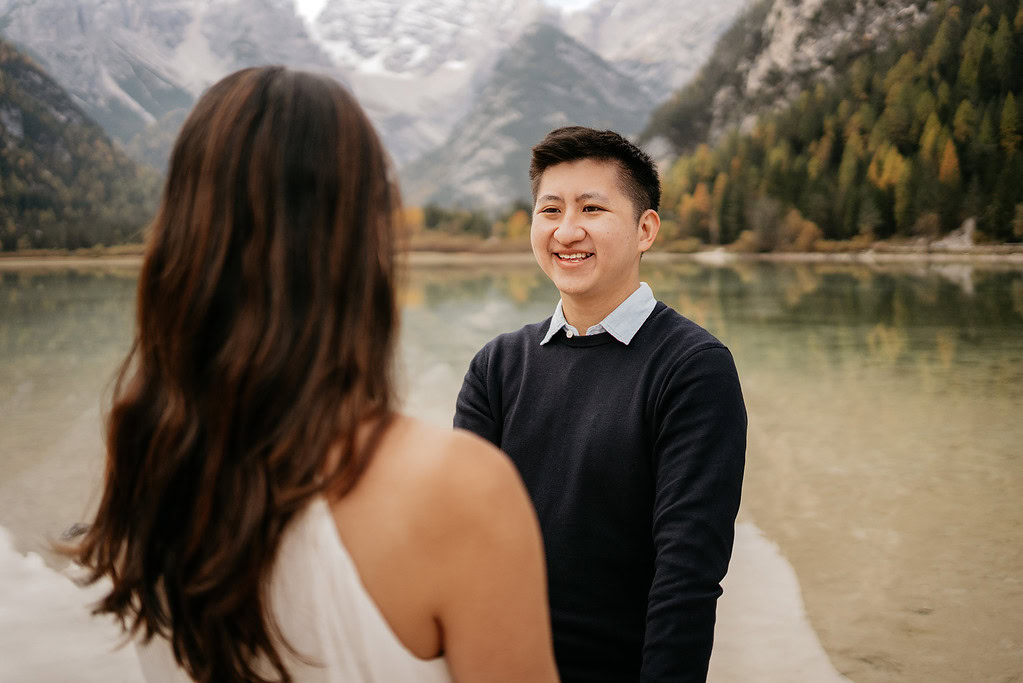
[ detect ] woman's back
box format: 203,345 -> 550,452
137,416 -> 556,682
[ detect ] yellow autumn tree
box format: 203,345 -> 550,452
710,172 -> 728,245
504,209 -> 531,241
938,139 -> 961,186
404,206 -> 425,234
678,181 -> 712,239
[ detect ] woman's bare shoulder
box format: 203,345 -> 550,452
382,415 -> 525,511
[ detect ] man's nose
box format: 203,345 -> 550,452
553,211 -> 585,244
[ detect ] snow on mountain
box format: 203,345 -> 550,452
565,0 -> 750,102
314,0 -> 544,75
310,0 -> 547,163
0,0 -> 334,149
1,0 -> 751,181
402,22 -> 654,209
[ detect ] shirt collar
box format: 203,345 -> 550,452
540,282 -> 656,346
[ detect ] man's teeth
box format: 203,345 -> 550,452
557,253 -> 592,261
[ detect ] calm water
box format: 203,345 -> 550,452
1,258 -> 1021,682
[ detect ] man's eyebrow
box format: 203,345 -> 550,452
536,194 -> 562,203
577,192 -> 609,202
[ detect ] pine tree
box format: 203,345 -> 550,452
838,132 -> 863,194
953,99 -> 978,142
991,15 -> 1014,87
850,58 -> 872,99
1001,93 -> 1020,155
894,162 -> 915,233
913,90 -> 938,137
710,172 -> 728,245
937,81 -> 952,112
956,26 -> 989,96
925,10 -> 959,74
979,108 -> 997,147
920,112 -> 944,161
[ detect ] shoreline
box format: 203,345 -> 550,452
3,247 -> 1023,270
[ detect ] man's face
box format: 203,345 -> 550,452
531,159 -> 651,308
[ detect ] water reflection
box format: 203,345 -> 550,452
1,260 -> 1021,681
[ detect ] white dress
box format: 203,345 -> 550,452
136,497 -> 453,682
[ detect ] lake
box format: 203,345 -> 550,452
1,256 -> 1021,682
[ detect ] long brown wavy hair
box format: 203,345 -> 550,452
72,66 -> 400,682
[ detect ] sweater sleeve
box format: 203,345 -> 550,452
453,343 -> 502,447
642,345 -> 746,682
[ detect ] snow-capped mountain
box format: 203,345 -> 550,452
402,23 -> 655,209
312,0 -> 546,75
1,0 -> 750,188
564,0 -> 750,102
0,0 -> 333,149
308,0 -> 548,163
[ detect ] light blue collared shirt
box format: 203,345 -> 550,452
540,282 -> 657,346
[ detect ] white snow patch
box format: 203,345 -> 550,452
98,66 -> 156,124
294,0 -> 329,28
169,7 -> 231,94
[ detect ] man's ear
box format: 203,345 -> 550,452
637,209 -> 660,253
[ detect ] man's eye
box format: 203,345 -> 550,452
540,207 -> 560,214
583,205 -> 604,212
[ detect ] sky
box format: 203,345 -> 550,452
294,0 -> 598,25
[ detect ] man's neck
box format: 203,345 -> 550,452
561,282 -> 640,334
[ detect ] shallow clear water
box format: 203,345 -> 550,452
1,259 -> 1021,681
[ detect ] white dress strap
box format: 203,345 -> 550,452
136,498 -> 452,682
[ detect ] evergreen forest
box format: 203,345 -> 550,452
652,0 -> 1023,250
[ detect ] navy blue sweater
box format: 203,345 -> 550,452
454,302 -> 746,682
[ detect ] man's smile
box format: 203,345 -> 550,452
555,251 -> 593,262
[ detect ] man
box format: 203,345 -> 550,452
454,126 -> 746,682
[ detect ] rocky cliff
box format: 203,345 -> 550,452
644,0 -> 933,152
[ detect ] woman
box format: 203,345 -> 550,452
72,66 -> 558,683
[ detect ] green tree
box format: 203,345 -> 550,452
991,15 -> 1014,88
838,132 -> 863,195
919,112 -> 944,160
710,172 -> 729,245
1001,93 -> 1021,155
1013,203 -> 1023,239
912,90 -> 937,138
979,108 -> 998,147
894,161 -> 915,233
925,9 -> 959,74
956,25 -> 989,96
953,99 -> 978,142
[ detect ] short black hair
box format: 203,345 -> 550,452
529,127 -> 660,220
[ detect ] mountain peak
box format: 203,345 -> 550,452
402,22 -> 655,209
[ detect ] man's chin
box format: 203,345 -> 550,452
550,280 -> 594,299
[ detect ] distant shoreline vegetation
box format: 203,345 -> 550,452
3,234 -> 1022,263
4,197 -> 1023,257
